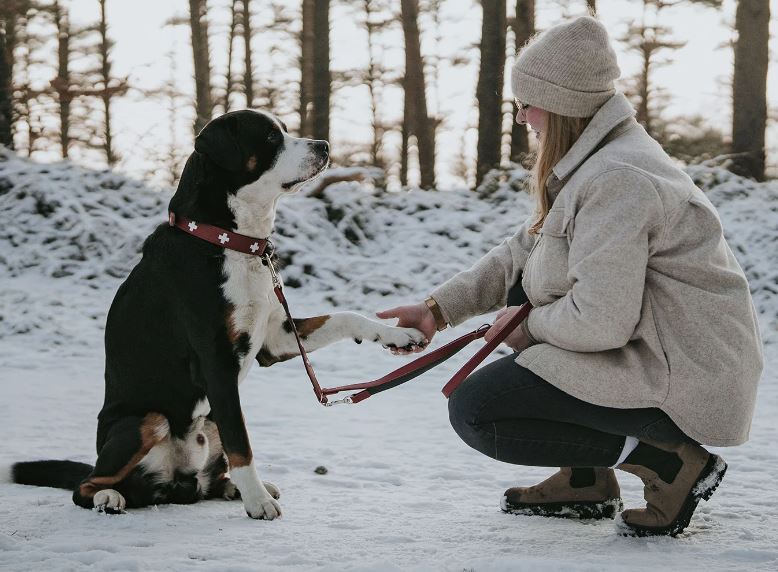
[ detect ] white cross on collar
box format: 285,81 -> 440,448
218,233 -> 230,244
250,242 -> 260,253
188,221 -> 198,232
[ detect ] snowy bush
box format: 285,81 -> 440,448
0,150 -> 775,346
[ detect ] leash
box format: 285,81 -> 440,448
168,212 -> 533,406
264,253 -> 532,406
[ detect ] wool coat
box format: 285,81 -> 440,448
431,92 -> 764,447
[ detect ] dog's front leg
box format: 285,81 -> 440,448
204,363 -> 281,520
257,309 -> 427,366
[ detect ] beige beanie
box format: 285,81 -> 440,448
511,16 -> 621,118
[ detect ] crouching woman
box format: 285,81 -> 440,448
378,16 -> 763,537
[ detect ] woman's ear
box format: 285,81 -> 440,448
194,115 -> 243,172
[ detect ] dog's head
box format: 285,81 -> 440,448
170,110 -> 329,222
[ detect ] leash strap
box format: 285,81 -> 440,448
268,254 -> 533,406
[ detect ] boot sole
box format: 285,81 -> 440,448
617,454 -> 728,538
501,495 -> 624,520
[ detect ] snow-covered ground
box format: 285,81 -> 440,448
1,152 -> 776,571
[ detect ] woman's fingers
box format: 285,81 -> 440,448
376,308 -> 402,320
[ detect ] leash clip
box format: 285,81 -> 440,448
263,254 -> 282,288
324,396 -> 353,407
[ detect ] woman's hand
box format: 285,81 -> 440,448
376,303 -> 436,355
485,306 -> 533,352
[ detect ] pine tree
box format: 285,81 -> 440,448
241,0 -> 254,108
0,17 -> 12,148
188,0 -> 213,134
88,0 -> 128,166
510,0 -> 534,163
619,0 -> 685,138
400,0 -> 436,188
476,0 -> 506,187
223,0 -> 238,112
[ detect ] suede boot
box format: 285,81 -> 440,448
501,467 -> 623,519
616,438 -> 727,537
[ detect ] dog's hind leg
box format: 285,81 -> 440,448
73,413 -> 169,512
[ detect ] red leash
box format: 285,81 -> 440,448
265,254 -> 532,406
167,212 -> 533,407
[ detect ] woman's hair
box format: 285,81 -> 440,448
527,111 -> 592,235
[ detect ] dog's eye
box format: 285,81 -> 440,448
267,130 -> 281,143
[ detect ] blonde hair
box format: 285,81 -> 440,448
527,112 -> 592,235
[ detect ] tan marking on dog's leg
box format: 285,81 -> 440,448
227,452 -> 253,469
84,413 -> 170,493
295,315 -> 331,338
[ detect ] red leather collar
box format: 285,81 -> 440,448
168,212 -> 272,257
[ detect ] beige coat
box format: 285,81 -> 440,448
431,92 -> 764,447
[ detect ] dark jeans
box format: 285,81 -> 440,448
448,352 -> 693,468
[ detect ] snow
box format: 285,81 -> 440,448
1,150 -> 777,570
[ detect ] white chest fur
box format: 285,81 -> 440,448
220,250 -> 275,383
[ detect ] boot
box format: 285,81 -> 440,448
501,467 -> 623,520
616,438 -> 727,537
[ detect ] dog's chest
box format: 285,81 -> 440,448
221,251 -> 274,381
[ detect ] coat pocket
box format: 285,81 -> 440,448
535,208 -> 573,297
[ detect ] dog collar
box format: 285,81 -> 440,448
168,212 -> 273,258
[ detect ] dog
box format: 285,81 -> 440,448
11,109 -> 426,520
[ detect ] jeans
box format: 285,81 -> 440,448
448,352 -> 694,468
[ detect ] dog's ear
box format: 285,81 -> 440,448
194,115 -> 243,172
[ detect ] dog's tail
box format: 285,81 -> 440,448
6,460 -> 94,490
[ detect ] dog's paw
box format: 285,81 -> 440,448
263,481 -> 281,500
244,496 -> 282,520
222,480 -> 241,500
93,489 -> 126,514
374,325 -> 427,350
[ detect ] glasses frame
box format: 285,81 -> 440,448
514,99 -> 530,112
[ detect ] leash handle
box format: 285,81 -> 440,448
440,302 -> 531,398
324,302 -> 533,405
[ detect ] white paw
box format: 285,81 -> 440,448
263,481 -> 281,500
244,495 -> 282,520
374,324 -> 427,349
93,489 -> 126,513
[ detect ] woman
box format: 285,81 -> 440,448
377,16 -> 764,537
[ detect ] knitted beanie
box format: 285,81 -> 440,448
511,16 -> 621,117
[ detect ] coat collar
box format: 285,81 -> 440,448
551,92 -> 637,182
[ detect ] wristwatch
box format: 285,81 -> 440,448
424,296 -> 448,331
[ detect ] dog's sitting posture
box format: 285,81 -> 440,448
12,110 -> 426,519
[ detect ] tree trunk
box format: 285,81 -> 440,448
401,0 -> 435,189
0,17 -> 13,148
188,0 -> 213,135
731,0 -> 769,181
241,0 -> 254,108
400,82 -> 409,186
224,0 -> 237,112
586,0 -> 596,15
364,0 -> 384,170
637,38 -> 651,137
52,1 -> 71,158
312,0 -> 330,141
299,0 -> 314,137
476,0 -> 506,187
510,0 -> 533,163
97,0 -> 117,165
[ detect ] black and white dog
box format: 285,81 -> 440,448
11,110 -> 426,520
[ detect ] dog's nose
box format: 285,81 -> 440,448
312,140 -> 329,157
